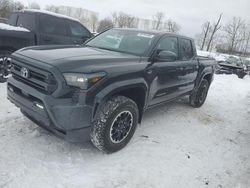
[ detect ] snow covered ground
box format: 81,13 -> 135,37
0,75 -> 250,188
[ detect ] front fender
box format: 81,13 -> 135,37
92,78 -> 148,120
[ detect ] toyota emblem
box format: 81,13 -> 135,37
20,67 -> 29,78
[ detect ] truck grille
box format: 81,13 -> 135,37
11,59 -> 57,94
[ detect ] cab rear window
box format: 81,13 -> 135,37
16,13 -> 35,31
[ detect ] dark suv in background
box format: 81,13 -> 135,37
0,9 -> 92,82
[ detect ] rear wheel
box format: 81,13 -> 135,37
237,70 -> 246,79
90,96 -> 139,153
189,79 -> 210,108
0,50 -> 12,83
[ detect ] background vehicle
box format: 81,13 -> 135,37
0,9 -> 92,82
7,28 -> 216,153
216,57 -> 250,78
0,17 -> 8,23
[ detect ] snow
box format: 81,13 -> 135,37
0,75 -> 250,188
22,9 -> 79,22
0,23 -> 30,32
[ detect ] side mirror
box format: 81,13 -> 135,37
156,50 -> 177,62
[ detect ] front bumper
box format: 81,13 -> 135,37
7,77 -> 93,143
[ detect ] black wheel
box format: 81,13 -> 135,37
189,79 -> 210,108
237,71 -> 246,79
90,96 -> 139,153
0,50 -> 12,83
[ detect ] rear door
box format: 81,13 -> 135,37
148,36 -> 198,106
178,38 -> 199,92
37,14 -> 72,45
66,20 -> 92,45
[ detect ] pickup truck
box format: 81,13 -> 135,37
7,28 -> 216,153
0,9 -> 92,82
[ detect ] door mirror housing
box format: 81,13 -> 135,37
156,50 -> 177,62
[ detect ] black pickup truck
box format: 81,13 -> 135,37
7,28 -> 216,153
0,9 -> 92,82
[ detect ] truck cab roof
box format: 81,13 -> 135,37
14,9 -> 79,22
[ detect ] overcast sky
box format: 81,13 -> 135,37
19,0 -> 250,37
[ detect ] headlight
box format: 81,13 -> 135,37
63,72 -> 106,89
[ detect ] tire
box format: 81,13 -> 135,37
90,96 -> 139,153
189,79 -> 210,108
237,71 -> 246,79
0,50 -> 12,83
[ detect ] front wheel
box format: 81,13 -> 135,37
90,96 -> 139,153
0,51 -> 12,83
189,79 -> 210,108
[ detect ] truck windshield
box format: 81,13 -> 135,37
86,29 -> 155,56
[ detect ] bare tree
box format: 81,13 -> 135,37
224,17 -> 246,54
29,2 -> 40,10
90,14 -> 98,32
243,29 -> 250,54
200,21 -> 211,50
112,12 -> 135,28
206,14 -> 223,51
13,1 -> 24,11
153,12 -> 164,30
0,0 -> 12,18
0,0 -> 25,18
165,19 -> 181,33
97,18 -> 114,33
45,5 -> 60,13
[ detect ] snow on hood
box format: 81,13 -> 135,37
0,23 -> 30,32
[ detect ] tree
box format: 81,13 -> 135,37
29,2 -> 40,10
200,21 -> 211,50
45,5 -> 60,13
243,29 -> 250,54
90,14 -> 98,32
153,12 -> 164,30
165,19 -> 181,33
0,0 -> 12,18
206,14 -> 223,51
13,1 -> 24,11
0,0 -> 24,18
224,17 -> 246,54
97,18 -> 114,33
112,12 -> 135,28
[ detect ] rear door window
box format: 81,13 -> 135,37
39,15 -> 67,36
179,38 -> 194,61
8,13 -> 18,26
16,13 -> 35,31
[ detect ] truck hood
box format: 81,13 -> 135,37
15,45 -> 141,72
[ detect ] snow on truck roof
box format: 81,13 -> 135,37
19,9 -> 79,22
0,23 -> 30,32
